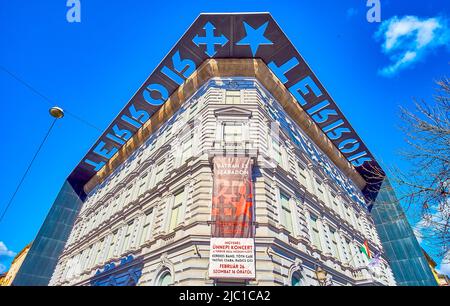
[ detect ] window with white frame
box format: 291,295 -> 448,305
223,122 -> 243,143
329,227 -> 340,260
291,271 -> 304,286
280,192 -> 294,234
137,172 -> 149,196
122,220 -> 134,254
139,208 -> 154,245
272,138 -> 283,164
296,162 -> 308,187
356,216 -> 363,233
315,179 -> 325,202
107,230 -> 117,259
332,194 -> 340,214
225,90 -> 241,104
95,238 -> 105,265
158,270 -> 173,286
181,137 -> 193,164
309,214 -> 322,251
154,161 -> 165,185
123,184 -> 134,205
83,245 -> 92,270
189,99 -> 199,117
165,124 -> 173,140
112,195 -> 120,214
344,238 -> 352,265
168,188 -> 185,232
344,204 -> 352,224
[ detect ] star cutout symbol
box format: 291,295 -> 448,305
236,21 -> 273,56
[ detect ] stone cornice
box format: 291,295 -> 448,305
84,59 -> 366,194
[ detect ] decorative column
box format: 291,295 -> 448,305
322,179 -> 333,208
296,197 -> 310,242
335,228 -> 347,264
305,164 -> 316,194
348,239 -> 358,268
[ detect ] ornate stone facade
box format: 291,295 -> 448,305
49,78 -> 396,286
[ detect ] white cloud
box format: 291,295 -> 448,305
0,241 -> 16,274
0,241 -> 16,259
376,15 -> 450,76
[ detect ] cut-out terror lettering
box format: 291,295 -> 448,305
81,13 -> 376,189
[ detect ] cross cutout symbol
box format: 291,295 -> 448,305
192,21 -> 229,57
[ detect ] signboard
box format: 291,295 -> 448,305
209,238 -> 255,279
68,13 -> 384,203
209,156 -> 255,279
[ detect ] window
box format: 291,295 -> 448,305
357,217 -> 363,233
83,246 -> 92,270
169,189 -> 185,231
225,90 -> 241,104
344,204 -> 352,223
309,215 -> 322,251
315,179 -> 325,202
272,138 -> 282,164
280,193 -> 293,233
122,221 -> 134,253
329,228 -> 340,260
140,209 -> 154,245
138,173 -> 148,196
112,195 -> 120,214
291,271 -> 303,286
189,100 -> 199,117
223,122 -> 243,143
297,162 -> 307,187
158,271 -> 173,286
181,137 -> 193,164
124,184 -> 134,204
155,161 -> 165,184
94,239 -> 104,265
344,239 -> 352,265
332,197 -> 340,214
108,231 -> 118,259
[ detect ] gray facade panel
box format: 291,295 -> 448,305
371,179 -> 437,286
12,180 -> 84,286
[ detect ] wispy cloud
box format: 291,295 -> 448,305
375,15 -> 450,77
0,241 -> 16,273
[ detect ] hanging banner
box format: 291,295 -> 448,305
211,156 -> 254,238
209,156 -> 255,279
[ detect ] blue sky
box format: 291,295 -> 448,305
0,0 -> 449,276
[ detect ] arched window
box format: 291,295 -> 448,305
158,271 -> 173,286
291,271 -> 303,286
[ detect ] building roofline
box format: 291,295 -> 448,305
83,59 -> 366,194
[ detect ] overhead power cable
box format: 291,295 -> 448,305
0,117 -> 58,224
0,64 -> 104,224
0,64 -> 102,132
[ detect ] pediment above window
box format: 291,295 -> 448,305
214,106 -> 252,119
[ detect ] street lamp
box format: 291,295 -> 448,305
315,266 -> 332,286
49,106 -> 64,119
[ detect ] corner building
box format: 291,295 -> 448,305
14,13 -> 436,286
49,72 -> 395,286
